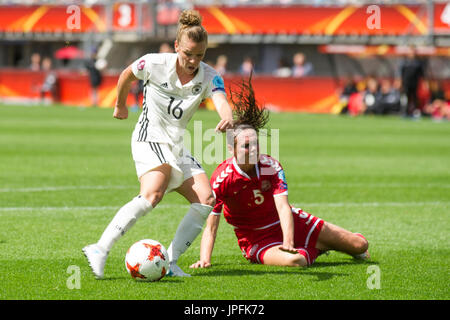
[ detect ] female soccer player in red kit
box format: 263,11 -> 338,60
191,78 -> 369,268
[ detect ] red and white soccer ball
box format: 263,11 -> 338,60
125,239 -> 169,282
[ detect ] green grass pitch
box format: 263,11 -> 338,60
0,104 -> 448,300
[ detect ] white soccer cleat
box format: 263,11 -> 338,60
166,262 -> 191,277
82,243 -> 108,279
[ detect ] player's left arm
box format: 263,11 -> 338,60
274,194 -> 297,254
211,91 -> 234,133
190,213 -> 221,269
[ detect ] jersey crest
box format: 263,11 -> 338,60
192,83 -> 202,95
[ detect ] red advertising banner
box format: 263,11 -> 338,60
0,3 -> 446,36
112,2 -> 137,31
0,5 -> 106,33
434,3 -> 450,34
196,5 -> 430,36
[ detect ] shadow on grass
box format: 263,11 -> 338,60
94,275 -> 185,283
191,267 -> 349,281
191,258 -> 379,281
86,257 -> 379,283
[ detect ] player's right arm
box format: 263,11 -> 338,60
114,65 -> 138,120
190,214 -> 220,268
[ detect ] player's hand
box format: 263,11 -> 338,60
190,260 -> 211,269
279,245 -> 298,254
113,105 -> 128,120
215,119 -> 234,133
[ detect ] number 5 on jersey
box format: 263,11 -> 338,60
167,97 -> 183,120
253,189 -> 264,205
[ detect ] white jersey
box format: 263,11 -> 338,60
131,52 -> 226,147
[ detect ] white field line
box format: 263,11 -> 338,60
1,182 -> 449,193
0,203 -> 190,213
0,185 -> 135,193
291,182 -> 450,189
0,201 -> 448,214
292,201 -> 450,208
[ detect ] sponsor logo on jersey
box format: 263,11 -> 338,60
192,83 -> 202,95
137,59 -> 145,71
160,82 -> 168,89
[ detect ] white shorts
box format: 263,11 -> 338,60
131,140 -> 205,192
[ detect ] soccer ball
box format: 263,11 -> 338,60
125,239 -> 169,282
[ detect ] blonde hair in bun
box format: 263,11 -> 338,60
176,9 -> 208,44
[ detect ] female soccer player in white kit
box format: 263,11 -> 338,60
83,9 -> 234,279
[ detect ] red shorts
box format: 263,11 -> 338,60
234,207 -> 324,266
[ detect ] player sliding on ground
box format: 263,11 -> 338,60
191,77 -> 369,269
83,9 -> 233,279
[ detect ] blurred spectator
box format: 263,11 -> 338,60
362,77 -> 380,115
342,76 -> 409,117
30,53 -> 41,71
393,78 -> 408,113
159,42 -> 174,53
423,80 -> 450,121
273,57 -> 292,77
40,57 -> 58,104
292,52 -> 313,78
399,48 -> 425,117
429,79 -> 446,103
336,76 -> 358,114
377,79 -> 401,115
240,56 -> 253,76
84,52 -> 103,107
215,54 -> 227,76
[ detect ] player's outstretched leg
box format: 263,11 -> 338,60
83,195 -> 153,279
82,243 -> 108,279
315,222 -> 369,260
167,173 -> 215,277
83,167 -> 170,279
166,203 -> 213,277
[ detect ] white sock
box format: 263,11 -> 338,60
97,195 -> 153,252
167,203 -> 212,263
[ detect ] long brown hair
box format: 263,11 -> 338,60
227,74 -> 270,146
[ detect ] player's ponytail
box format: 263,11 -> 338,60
176,9 -> 208,44
227,73 -> 270,147
229,73 -> 269,132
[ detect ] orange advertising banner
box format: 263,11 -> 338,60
0,3 -> 444,35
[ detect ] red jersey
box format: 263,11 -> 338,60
211,154 -> 288,230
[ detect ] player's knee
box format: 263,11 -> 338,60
200,193 -> 216,208
205,194 -> 216,208
280,253 -> 308,267
353,236 -> 369,254
141,191 -> 165,208
289,254 -> 308,267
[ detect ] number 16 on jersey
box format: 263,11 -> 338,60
167,97 -> 184,120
